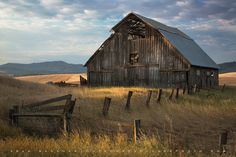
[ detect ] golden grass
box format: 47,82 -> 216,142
0,133 -> 177,157
15,73 -> 87,84
14,71 -> 236,87
219,72 -> 236,86
0,76 -> 236,156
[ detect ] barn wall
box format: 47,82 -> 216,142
189,66 -> 219,88
87,16 -> 218,88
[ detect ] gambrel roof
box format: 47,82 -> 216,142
85,12 -> 219,69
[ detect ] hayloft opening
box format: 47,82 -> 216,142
126,17 -> 146,39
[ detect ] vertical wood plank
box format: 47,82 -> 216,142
193,84 -> 197,93
183,85 -> 186,94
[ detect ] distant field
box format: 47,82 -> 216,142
15,73 -> 87,84
15,72 -> 236,86
219,72 -> 236,86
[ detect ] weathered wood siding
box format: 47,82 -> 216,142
87,16 -> 218,88
189,66 -> 219,88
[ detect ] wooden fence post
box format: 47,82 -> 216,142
169,88 -> 174,100
103,97 -> 111,116
157,89 -> 162,103
219,131 -> 228,155
125,91 -> 133,110
145,90 -> 152,107
221,84 -> 226,92
175,88 -> 179,99
183,85 -> 186,94
134,119 -> 141,144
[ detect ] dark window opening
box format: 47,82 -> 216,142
129,53 -> 139,64
126,17 -> 146,39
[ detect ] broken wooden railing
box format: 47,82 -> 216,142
9,94 -> 76,135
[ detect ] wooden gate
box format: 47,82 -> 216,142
9,94 -> 76,135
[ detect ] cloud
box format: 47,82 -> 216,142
0,0 -> 235,64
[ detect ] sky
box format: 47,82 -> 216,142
0,0 -> 236,65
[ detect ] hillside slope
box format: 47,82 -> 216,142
0,61 -> 86,76
218,61 -> 236,73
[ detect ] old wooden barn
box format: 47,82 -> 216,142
85,12 -> 219,88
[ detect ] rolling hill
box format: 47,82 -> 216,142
0,61 -> 86,76
218,61 -> 236,73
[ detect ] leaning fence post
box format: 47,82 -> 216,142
157,89 -> 162,103
133,119 -> 141,144
103,97 -> 111,116
125,91 -> 133,110
175,88 -> 179,99
219,131 -> 228,155
145,90 -> 152,107
169,88 -> 174,100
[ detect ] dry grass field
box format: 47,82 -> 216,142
219,72 -> 236,86
0,75 -> 236,156
15,72 -> 236,87
15,73 -> 87,84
